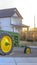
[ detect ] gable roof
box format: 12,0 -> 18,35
0,8 -> 23,19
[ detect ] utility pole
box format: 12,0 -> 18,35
33,16 -> 36,41
34,16 -> 35,29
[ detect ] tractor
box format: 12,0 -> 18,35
0,30 -> 31,55
0,30 -> 20,55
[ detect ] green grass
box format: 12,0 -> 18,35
20,41 -> 37,47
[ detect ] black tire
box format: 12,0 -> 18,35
0,32 -> 13,55
24,47 -> 31,54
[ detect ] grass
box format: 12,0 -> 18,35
20,41 -> 37,47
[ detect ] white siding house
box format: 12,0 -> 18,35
0,8 -> 23,33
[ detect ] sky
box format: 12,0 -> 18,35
0,0 -> 37,28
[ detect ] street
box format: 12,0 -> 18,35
5,47 -> 37,57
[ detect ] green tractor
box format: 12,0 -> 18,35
0,31 -> 20,55
0,30 -> 31,55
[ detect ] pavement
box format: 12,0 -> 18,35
0,57 -> 37,65
0,47 -> 37,65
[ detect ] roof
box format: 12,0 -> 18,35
0,8 -> 23,19
22,24 -> 29,27
11,24 -> 29,28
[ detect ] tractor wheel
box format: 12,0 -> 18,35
24,47 -> 31,54
0,32 -> 13,55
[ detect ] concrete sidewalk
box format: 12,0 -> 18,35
0,57 -> 37,65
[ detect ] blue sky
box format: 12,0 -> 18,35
0,0 -> 37,28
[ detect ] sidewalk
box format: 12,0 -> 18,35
0,57 -> 37,65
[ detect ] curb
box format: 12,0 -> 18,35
28,46 -> 37,48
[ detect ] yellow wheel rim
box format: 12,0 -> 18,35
1,36 -> 12,53
26,48 -> 31,54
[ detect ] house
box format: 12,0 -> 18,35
0,8 -> 23,33
0,8 -> 29,45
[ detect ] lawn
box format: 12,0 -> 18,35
20,41 -> 37,46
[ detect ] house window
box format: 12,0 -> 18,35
11,17 -> 22,25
